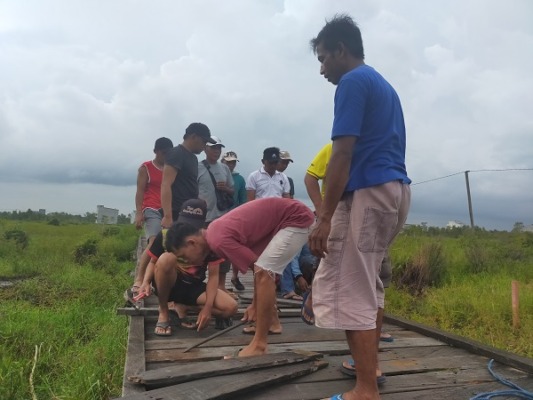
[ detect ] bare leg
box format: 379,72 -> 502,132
154,253 -> 177,334
376,307 -> 384,376
238,268 -> 276,357
196,289 -> 238,318
133,236 -> 155,288
343,329 -> 380,400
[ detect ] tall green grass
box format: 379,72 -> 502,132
0,220 -> 137,400
388,228 -> 533,358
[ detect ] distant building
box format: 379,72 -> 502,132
38,209 -> 46,215
447,220 -> 466,229
96,205 -> 119,224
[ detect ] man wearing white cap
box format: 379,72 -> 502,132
277,150 -> 295,199
198,136 -> 235,309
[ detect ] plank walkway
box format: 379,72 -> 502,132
117,250 -> 533,399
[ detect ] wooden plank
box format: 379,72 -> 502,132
228,371 -> 533,400
385,313 -> 533,374
117,307 -> 302,317
145,337 -> 445,363
116,360 -> 329,399
132,351 -> 323,387
122,315 -> 146,396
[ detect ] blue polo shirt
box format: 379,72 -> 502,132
332,64 -> 411,191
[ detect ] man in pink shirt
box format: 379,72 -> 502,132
164,197 -> 314,357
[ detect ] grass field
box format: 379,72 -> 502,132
0,220 -> 532,399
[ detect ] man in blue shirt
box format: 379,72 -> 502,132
306,14 -> 411,400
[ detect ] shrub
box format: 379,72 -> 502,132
4,230 -> 29,250
47,218 -> 60,226
73,238 -> 99,265
464,242 -> 490,273
395,242 -> 446,296
102,226 -> 120,237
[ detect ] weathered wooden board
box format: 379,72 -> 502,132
228,372 -> 533,400
145,337 -> 445,363
121,316 -> 146,396
117,307 -> 302,317
116,360 -> 329,400
132,351 -> 323,387
385,313 -> 533,375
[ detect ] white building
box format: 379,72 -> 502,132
447,220 -> 466,229
96,205 -> 119,224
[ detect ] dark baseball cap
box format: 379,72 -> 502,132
263,147 -> 281,162
185,122 -> 216,144
154,137 -> 174,151
177,199 -> 207,229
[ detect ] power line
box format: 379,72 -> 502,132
411,168 -> 533,186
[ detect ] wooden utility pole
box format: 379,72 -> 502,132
464,170 -> 475,228
512,280 -> 520,329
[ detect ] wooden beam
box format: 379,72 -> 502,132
116,360 -> 328,399
131,351 -> 323,388
384,313 -> 533,374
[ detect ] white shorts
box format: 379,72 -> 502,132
255,227 -> 311,275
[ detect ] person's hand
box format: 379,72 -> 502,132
134,213 -> 144,230
139,282 -> 152,297
161,214 -> 173,229
241,304 -> 257,322
216,181 -> 230,192
296,276 -> 309,293
308,219 -> 331,258
196,308 -> 211,331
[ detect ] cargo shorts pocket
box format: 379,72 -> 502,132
358,207 -> 399,253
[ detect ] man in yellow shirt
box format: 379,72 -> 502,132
304,143 -> 332,216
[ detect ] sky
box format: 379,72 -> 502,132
1,0 -> 532,231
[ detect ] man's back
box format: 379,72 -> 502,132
165,144 -> 199,214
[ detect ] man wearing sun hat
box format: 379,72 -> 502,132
277,150 -> 295,199
198,136 -> 235,308
221,151 -> 247,209
221,150 -> 248,291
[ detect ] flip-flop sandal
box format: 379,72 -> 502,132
300,290 -> 314,325
328,395 -> 344,400
340,359 -> 387,385
283,292 -> 304,301
380,332 -> 394,342
154,321 -> 172,336
223,348 -> 243,360
242,325 -> 282,335
176,315 -> 197,330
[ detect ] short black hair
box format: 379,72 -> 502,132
165,222 -> 201,252
183,122 -> 210,140
154,137 -> 173,151
310,14 -> 365,59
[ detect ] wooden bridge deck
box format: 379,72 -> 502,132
117,272 -> 533,399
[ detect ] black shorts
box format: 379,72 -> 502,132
168,276 -> 206,306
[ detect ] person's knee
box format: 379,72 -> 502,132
218,297 -> 238,318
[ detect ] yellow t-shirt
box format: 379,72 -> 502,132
306,143 -> 332,197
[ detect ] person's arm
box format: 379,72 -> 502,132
245,172 -> 257,201
309,136 -> 355,258
247,190 -> 256,201
139,259 -> 156,296
304,173 -> 322,216
281,174 -> 291,198
161,164 -> 178,228
216,165 -> 234,195
135,165 -> 149,230
196,263 -> 219,331
238,177 -> 247,205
